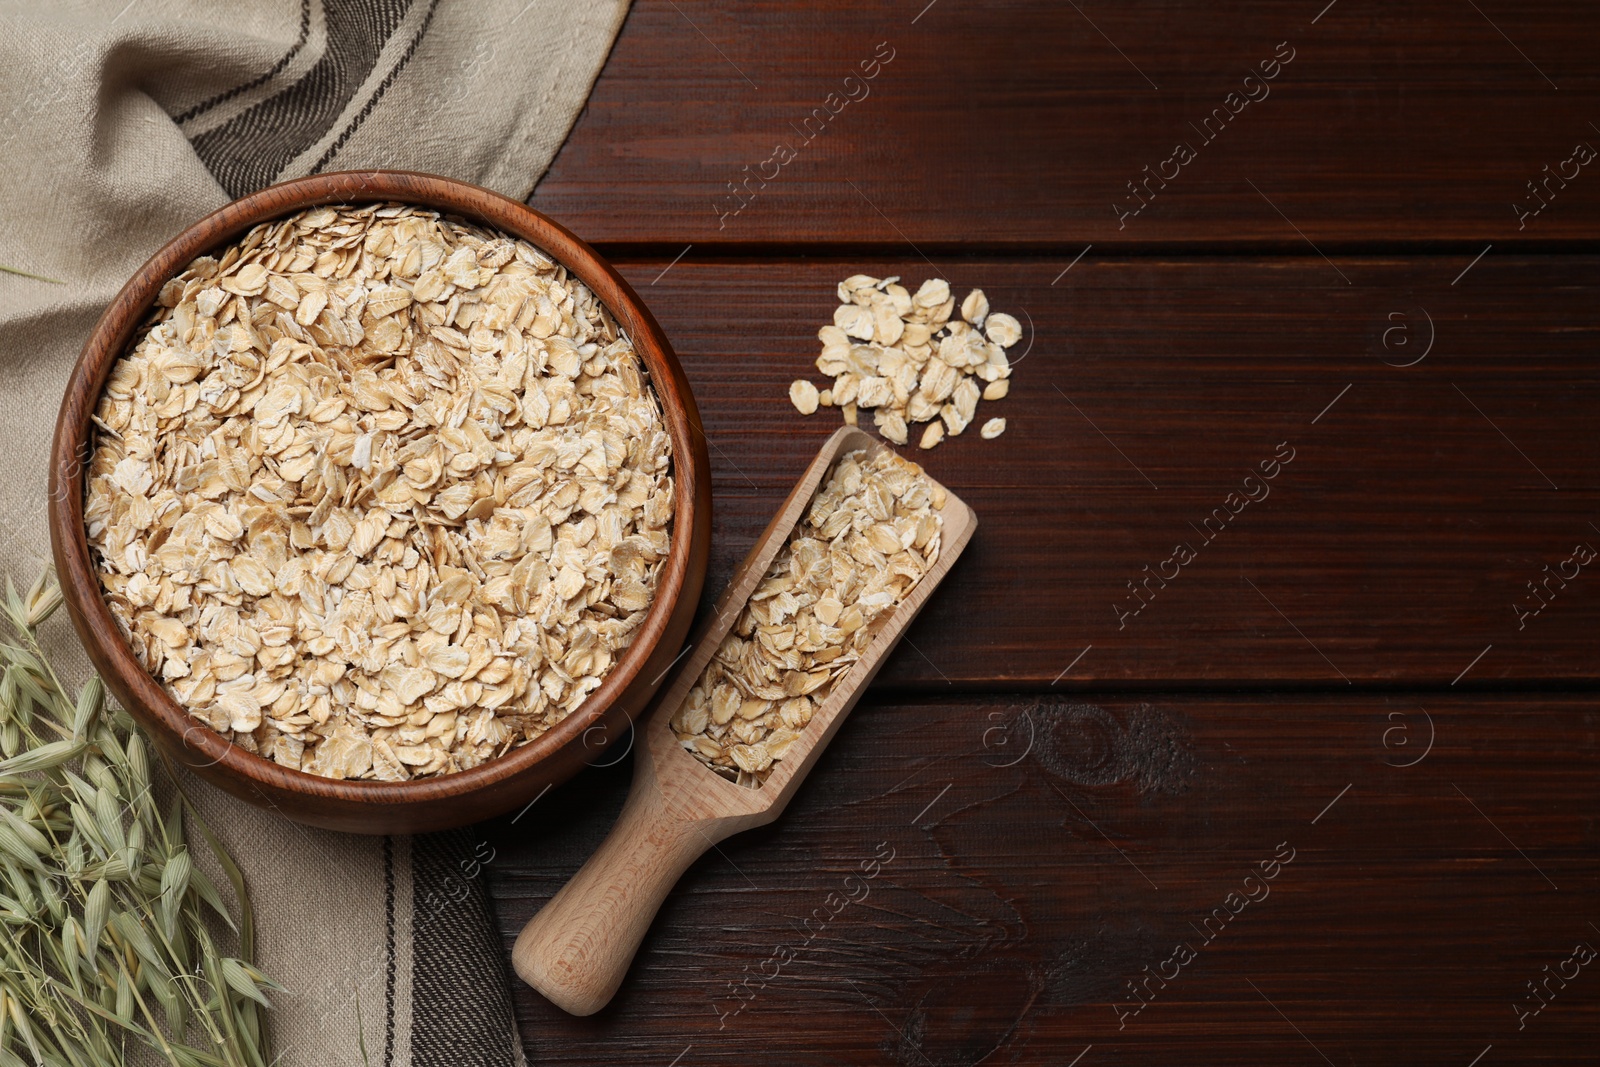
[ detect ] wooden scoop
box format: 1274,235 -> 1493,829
512,425 -> 977,1015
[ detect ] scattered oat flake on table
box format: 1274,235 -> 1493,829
984,312 -> 1023,348
789,378 -> 820,414
795,275 -> 1018,449
980,417 -> 1007,439
85,203 -> 675,782
669,447 -> 944,787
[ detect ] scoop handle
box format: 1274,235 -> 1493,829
511,771 -> 727,1015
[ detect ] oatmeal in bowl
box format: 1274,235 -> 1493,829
52,174 -> 710,833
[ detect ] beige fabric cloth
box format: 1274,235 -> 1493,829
0,1 -> 629,1062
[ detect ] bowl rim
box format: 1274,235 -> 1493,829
48,169 -> 708,810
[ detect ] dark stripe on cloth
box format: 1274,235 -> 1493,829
384,834 -> 397,1067
173,0 -> 314,125
411,830 -> 522,1067
311,0 -> 441,174
188,0 -> 415,197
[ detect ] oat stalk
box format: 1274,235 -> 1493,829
0,567 -> 276,1067
0,264 -> 64,285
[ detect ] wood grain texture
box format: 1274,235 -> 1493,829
47,171 -> 713,834
604,254 -> 1600,687
492,3 -> 1600,1061
513,427 -> 977,1013
487,694 -> 1600,1065
532,1 -> 1600,247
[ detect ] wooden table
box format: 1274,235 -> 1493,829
484,3 -> 1600,1062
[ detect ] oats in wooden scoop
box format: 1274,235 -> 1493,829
669,447 -> 943,787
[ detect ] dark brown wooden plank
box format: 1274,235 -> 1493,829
532,1 -> 1600,247
608,255 -> 1600,686
485,694 -> 1600,1065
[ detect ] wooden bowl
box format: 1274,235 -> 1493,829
47,171 -> 711,835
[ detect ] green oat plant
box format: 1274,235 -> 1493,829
0,569 -> 277,1067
